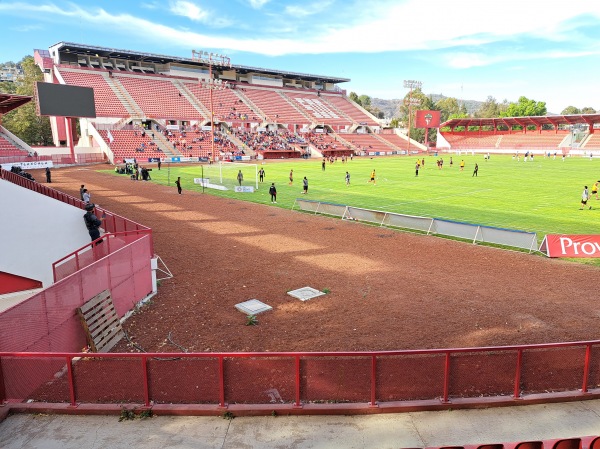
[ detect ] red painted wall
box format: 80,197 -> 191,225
0,272 -> 42,295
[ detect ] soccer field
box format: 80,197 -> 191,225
129,154 -> 597,239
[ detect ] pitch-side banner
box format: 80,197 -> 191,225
540,235 -> 600,258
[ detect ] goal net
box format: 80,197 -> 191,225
201,162 -> 258,190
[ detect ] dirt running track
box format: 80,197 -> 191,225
36,166 -> 600,353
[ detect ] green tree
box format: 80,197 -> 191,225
561,106 -> 580,115
357,94 -> 371,109
2,56 -> 52,145
475,96 -> 504,118
0,81 -> 17,94
348,92 -> 359,104
436,97 -> 462,122
581,107 -> 596,114
501,96 -> 547,118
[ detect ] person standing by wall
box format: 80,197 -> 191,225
80,185 -> 85,200
157,160 -> 162,170
45,167 -> 51,183
237,170 -> 244,186
175,177 -> 182,194
83,203 -> 105,244
269,182 -> 277,203
82,189 -> 91,204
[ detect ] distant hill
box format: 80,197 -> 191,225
371,95 -> 484,119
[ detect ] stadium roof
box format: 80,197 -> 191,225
441,114 -> 600,129
0,93 -> 31,114
51,42 -> 351,84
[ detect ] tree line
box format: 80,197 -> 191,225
349,89 -> 597,146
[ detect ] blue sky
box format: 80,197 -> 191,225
2,0 -> 600,113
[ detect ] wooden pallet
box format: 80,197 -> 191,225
76,290 -> 124,353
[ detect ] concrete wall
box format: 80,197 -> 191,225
0,179 -> 92,287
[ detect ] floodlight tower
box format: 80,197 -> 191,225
192,50 -> 232,163
403,80 -> 422,155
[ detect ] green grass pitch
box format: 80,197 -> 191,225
119,153 -> 597,243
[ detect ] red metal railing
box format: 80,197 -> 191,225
1,340 -> 598,410
52,230 -> 152,281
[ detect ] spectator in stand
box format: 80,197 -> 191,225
269,183 -> 277,203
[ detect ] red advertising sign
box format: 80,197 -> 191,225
415,110 -> 441,128
540,235 -> 600,258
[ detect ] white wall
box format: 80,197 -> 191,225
0,179 -> 92,286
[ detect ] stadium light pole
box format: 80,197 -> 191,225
192,50 -> 232,164
403,80 -> 422,155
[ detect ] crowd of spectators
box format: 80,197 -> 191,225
232,129 -> 305,152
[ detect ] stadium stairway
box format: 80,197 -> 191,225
172,79 -> 211,121
103,73 -> 145,118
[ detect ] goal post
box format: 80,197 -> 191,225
202,161 -> 258,190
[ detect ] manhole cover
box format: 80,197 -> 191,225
287,287 -> 326,302
235,299 -> 273,315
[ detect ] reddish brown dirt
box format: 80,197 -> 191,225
37,166 -> 600,353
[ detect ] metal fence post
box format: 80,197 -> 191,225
514,349 -> 523,399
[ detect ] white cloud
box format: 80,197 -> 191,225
169,1 -> 208,22
1,0 -> 600,61
10,24 -> 43,32
284,2 -> 331,18
247,0 -> 270,9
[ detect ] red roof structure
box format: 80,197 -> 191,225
0,93 -> 32,115
441,114 -> 600,132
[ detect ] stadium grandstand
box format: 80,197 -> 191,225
34,42 -> 421,163
439,115 -> 600,156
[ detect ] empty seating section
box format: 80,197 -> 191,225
379,133 -> 410,151
184,82 -> 258,123
323,95 -> 378,126
58,68 -> 129,117
497,132 -> 566,149
98,130 -> 165,161
115,75 -> 203,120
243,88 -> 308,124
582,134 -> 600,149
442,132 -> 568,149
346,133 -> 392,153
286,93 -> 349,126
442,133 -> 500,148
414,435 -> 599,449
0,135 -> 27,156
